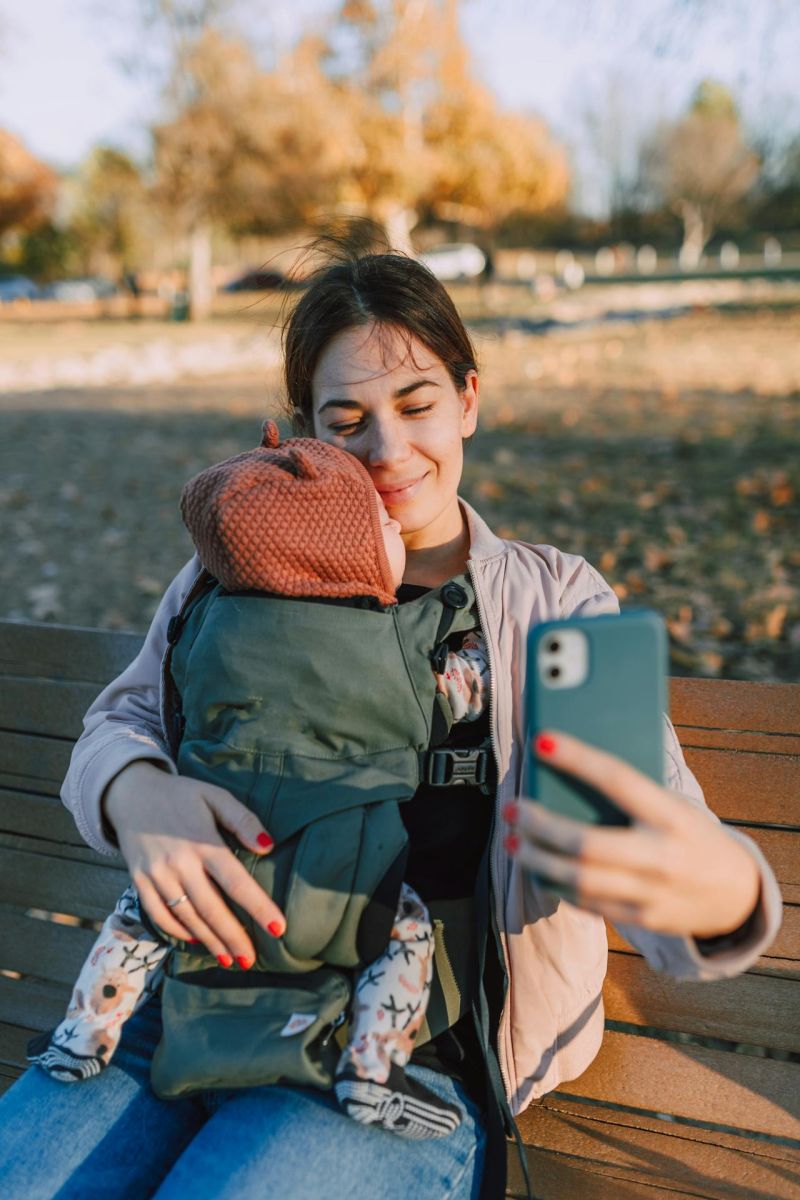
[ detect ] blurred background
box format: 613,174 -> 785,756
0,0 -> 798,680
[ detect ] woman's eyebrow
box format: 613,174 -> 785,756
318,379 -> 438,414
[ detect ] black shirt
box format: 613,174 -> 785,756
396,582 -> 506,1112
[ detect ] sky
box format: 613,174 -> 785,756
1,0 -> 799,214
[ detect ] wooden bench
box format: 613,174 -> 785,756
0,618 -> 797,1198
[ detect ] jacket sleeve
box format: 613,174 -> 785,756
60,554 -> 203,857
561,559 -> 784,982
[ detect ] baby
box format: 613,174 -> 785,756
30,423 -> 489,1142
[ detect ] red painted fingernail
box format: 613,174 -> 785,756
217,954 -> 233,968
502,802 -> 519,823
186,938 -> 201,945
257,833 -> 274,849
504,834 -> 520,854
236,956 -> 254,971
535,734 -> 557,756
267,921 -> 283,938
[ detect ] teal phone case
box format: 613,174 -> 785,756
527,609 -> 667,831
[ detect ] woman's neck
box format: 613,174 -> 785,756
402,524 -> 471,588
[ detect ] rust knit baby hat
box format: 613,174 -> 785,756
180,421 -> 398,605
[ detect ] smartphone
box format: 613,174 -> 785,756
526,609 -> 668,830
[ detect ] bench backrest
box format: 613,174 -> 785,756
0,619 -> 797,1199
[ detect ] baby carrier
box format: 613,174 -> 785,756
150,571 -> 485,1099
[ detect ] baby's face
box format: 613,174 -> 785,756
376,494 -> 406,591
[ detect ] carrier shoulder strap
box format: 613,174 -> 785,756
162,567 -> 218,759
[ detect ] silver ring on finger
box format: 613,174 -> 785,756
166,892 -> 190,909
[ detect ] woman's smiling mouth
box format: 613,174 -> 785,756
375,475 -> 429,505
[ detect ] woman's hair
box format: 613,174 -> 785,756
282,222 -> 478,433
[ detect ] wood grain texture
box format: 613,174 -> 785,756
0,677 -> 103,740
681,747 -> 800,825
512,1100 -> 800,1200
607,904 -> 800,967
671,678 -> 800,737
0,910 -> 98,985
551,1030 -> 800,1139
0,787 -> 87,846
603,951 -> 800,1050
0,620 -> 142,684
0,974 -> 70,1033
0,845 -> 128,920
0,731 -> 73,794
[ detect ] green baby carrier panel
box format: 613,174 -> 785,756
154,578 -> 480,1098
167,580 -> 478,972
151,958 -> 352,1099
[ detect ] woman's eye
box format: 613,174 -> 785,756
329,419 -> 364,435
404,404 -> 433,417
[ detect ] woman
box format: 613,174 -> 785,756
0,246 -> 782,1200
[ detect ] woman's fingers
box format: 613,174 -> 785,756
533,730 -> 676,830
133,872 -> 195,944
511,836 -> 645,908
204,847 -> 286,941
508,799 -> 665,877
203,785 -> 275,854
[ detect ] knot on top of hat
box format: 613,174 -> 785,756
260,419 -> 281,449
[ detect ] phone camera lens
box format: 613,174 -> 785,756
548,640 -> 560,653
548,666 -> 561,679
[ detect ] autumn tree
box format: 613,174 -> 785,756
420,1 -> 568,240
153,27 -> 351,317
644,80 -> 760,268
327,0 -> 568,250
0,130 -> 57,244
68,148 -> 149,278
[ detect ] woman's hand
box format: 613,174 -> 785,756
103,761 -> 285,968
503,731 -> 760,939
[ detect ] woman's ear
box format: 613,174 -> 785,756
460,370 -> 479,438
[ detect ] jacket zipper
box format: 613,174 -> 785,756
467,558 -> 512,1102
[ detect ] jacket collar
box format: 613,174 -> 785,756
459,498 -> 509,563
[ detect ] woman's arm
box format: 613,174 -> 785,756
61,554 -> 286,967
62,554 -> 202,856
508,561 -> 784,981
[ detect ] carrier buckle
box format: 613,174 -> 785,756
424,747 -> 492,792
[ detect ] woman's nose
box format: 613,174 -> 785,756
365,418 -> 412,468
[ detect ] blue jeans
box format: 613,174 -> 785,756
0,998 -> 486,1199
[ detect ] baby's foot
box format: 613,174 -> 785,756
26,1029 -> 108,1082
334,1060 -> 463,1140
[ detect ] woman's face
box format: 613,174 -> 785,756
311,321 -> 478,551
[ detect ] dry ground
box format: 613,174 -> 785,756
1,302 -> 798,681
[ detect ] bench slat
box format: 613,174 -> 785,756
607,904 -> 800,970
737,826 -> 800,890
604,951 -> 799,1050
0,677 -> 104,740
0,621 -> 142,684
0,788 -> 87,845
0,910 -> 98,986
0,974 -> 70,1033
508,1156 -> 702,1200
0,1021 -> 35,1074
682,747 -> 800,825
671,677 -> 800,736
553,1030 -> 800,1139
0,846 -> 128,920
514,1099 -> 800,1200
0,732 -> 73,794
677,727 -> 800,755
